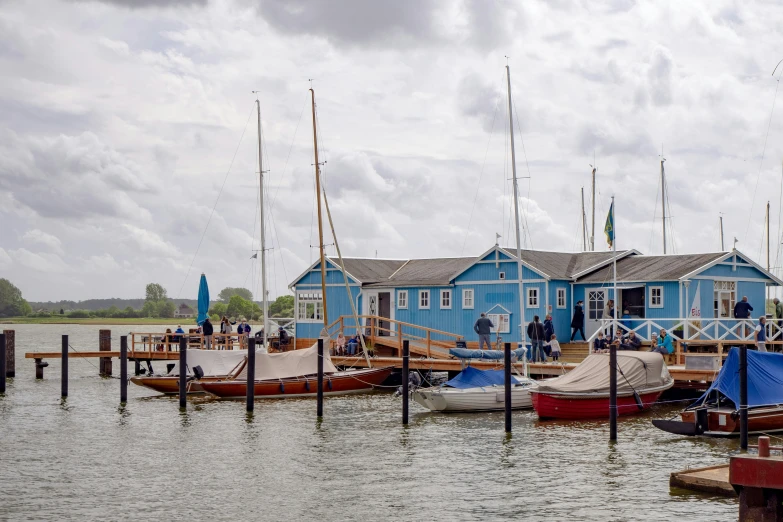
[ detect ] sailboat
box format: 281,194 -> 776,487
199,89 -> 393,400
411,65 -> 538,413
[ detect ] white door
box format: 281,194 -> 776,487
586,288 -> 606,338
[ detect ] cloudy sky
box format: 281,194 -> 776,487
2,0 -> 783,302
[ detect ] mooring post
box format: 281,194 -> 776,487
178,337 -> 187,409
3,330 -> 14,378
99,329 -> 112,376
402,340 -> 409,425
34,359 -> 45,379
317,338 -> 324,418
0,333 -> 6,394
120,336 -> 128,403
609,343 -> 617,441
61,334 -> 68,398
740,345 -> 748,450
246,337 -> 256,412
505,342 -> 512,433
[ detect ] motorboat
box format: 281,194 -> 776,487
653,348 -> 783,437
531,352 -> 674,420
413,366 -> 538,412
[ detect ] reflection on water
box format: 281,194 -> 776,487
0,325 -> 738,520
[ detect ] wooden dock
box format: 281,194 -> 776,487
670,464 -> 735,496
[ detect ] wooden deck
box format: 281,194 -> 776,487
670,464 -> 735,496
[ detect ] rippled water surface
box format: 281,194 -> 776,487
0,325 -> 739,521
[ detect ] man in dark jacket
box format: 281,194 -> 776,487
620,331 -> 642,351
570,300 -> 585,341
734,296 -> 754,338
527,315 -> 546,362
474,313 -> 494,350
202,317 -> 214,349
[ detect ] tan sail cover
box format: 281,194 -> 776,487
235,343 -> 338,381
166,349 -> 248,377
535,352 -> 672,395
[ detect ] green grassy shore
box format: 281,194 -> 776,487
0,317 -> 193,325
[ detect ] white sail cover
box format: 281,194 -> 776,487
535,352 -> 672,395
166,349 -> 248,377
234,343 -> 338,381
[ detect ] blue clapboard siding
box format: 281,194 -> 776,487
548,280 -> 572,341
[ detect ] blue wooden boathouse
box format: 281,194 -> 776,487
289,245 -> 782,346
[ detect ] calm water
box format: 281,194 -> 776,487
0,324 -> 738,521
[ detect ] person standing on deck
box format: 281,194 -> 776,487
603,299 -> 615,338
527,315 -> 547,362
543,314 -> 554,357
774,298 -> 782,339
755,316 -> 768,352
734,296 -> 754,339
474,313 -> 494,350
202,317 -> 214,350
570,300 -> 586,341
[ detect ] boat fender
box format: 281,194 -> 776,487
279,381 -> 285,394
327,378 -> 333,391
633,391 -> 643,410
304,379 -> 310,392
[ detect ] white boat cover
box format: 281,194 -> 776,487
234,343 -> 338,381
535,352 -> 672,395
166,349 -> 248,377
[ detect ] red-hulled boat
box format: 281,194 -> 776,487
531,352 -> 674,420
198,344 -> 394,399
130,349 -> 249,395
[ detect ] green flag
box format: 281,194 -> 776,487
604,202 -> 614,248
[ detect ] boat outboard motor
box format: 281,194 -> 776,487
695,407 -> 708,435
189,365 -> 204,382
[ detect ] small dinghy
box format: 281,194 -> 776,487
413,366 -> 538,413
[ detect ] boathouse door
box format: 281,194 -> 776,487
378,292 -> 391,336
586,288 -> 606,338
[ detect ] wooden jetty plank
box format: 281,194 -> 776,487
670,464 -> 735,496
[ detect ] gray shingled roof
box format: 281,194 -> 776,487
337,258 -> 407,284
499,248 -> 628,279
576,253 -> 726,283
364,257 -> 475,287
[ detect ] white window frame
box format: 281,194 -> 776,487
556,288 -> 566,309
440,289 -> 452,309
499,271 -> 506,280
296,291 -> 324,323
419,290 -> 430,310
527,287 -> 539,308
487,313 -> 511,334
462,288 -> 474,309
397,290 -> 408,309
649,286 -> 664,308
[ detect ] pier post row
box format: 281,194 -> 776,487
317,338 -> 324,418
61,335 -> 68,398
402,340 -> 409,425
3,329 -> 14,378
99,329 -> 111,377
0,333 -> 6,394
178,338 -> 187,409
246,337 -> 256,412
504,342 -> 511,433
120,336 -> 128,404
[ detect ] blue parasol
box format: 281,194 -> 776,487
197,273 -> 210,325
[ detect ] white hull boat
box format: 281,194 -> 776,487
413,381 -> 537,412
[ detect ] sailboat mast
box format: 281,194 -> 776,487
767,201 -> 771,304
719,215 -> 725,250
661,157 -> 667,254
506,65 -> 525,343
581,187 -> 587,251
591,166 -> 596,251
612,196 -> 617,336
256,98 -> 269,344
310,88 -> 328,332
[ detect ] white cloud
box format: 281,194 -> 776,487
22,229 -> 64,254
0,248 -> 11,270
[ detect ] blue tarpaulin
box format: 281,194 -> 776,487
694,348 -> 783,409
197,273 -> 210,326
449,348 -> 529,360
443,366 -> 522,389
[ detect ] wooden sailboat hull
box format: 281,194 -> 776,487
199,367 -> 394,399
676,406 -> 783,437
130,376 -> 230,394
531,388 -> 667,420
412,383 -> 536,412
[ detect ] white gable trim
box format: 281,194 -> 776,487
569,249 -> 642,280
288,257 -> 362,288
485,304 -> 512,315
449,245 -> 551,282
679,250 -> 783,286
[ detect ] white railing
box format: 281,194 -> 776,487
586,317 -> 778,348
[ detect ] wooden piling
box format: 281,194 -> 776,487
402,340 -> 409,425
246,337 -> 256,412
99,329 -> 111,376
740,345 -> 748,450
3,330 -> 14,378
178,337 -> 187,409
61,335 -> 68,398
504,342 -> 511,433
0,333 -> 6,394
609,344 -> 617,441
317,338 -> 324,418
120,336 -> 128,403
35,358 -> 45,379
